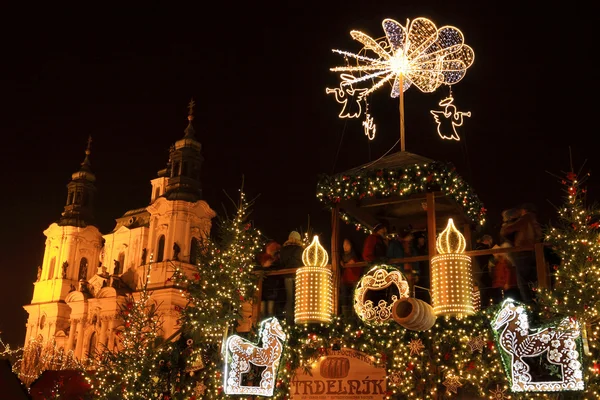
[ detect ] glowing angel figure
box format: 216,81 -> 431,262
430,95 -> 471,141
325,73 -> 368,118
329,17 -> 474,151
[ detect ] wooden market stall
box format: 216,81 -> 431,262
249,150 -> 549,327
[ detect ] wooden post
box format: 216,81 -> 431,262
251,277 -> 263,327
399,74 -> 405,152
331,205 -> 341,315
426,193 -> 436,257
463,224 -> 472,251
534,242 -> 549,289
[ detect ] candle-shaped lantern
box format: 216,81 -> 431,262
431,218 -> 474,317
295,235 -> 333,324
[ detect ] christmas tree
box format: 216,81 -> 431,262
89,263 -> 167,399
162,187 -> 264,399
536,166 -> 600,395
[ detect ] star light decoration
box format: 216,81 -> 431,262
442,375 -> 463,394
328,17 -> 474,149
489,384 -> 510,399
408,338 -> 425,356
467,335 -> 486,353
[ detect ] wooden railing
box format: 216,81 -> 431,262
249,242 -> 550,327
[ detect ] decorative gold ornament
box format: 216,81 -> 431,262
492,299 -> 584,392
408,338 -> 425,356
295,236 -> 333,324
431,218 -> 474,317
224,317 -> 286,396
354,265 -> 409,325
430,95 -> 471,141
442,375 -> 463,394
467,335 -> 486,353
489,384 -> 509,400
194,381 -> 207,396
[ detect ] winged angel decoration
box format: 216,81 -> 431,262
327,18 -> 474,149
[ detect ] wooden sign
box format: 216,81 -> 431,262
290,348 -> 386,399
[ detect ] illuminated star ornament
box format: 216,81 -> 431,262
430,94 -> 471,141
443,375 -> 463,394
489,384 -> 510,400
467,335 -> 486,353
408,338 -> 425,356
328,17 -> 474,150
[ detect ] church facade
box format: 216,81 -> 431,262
22,105 -> 216,361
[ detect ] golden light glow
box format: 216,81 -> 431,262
302,235 -> 329,268
436,218 -> 466,254
295,266 -> 333,324
430,95 -> 471,141
431,219 -> 473,316
296,236 -> 333,324
354,266 -> 410,325
329,17 -> 474,98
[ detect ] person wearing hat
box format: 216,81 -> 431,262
279,231 -> 304,323
362,222 -> 388,262
489,241 -> 520,304
500,203 -> 542,304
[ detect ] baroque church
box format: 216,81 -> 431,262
22,103 -> 217,360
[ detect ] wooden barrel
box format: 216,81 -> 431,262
392,297 -> 436,331
320,357 -> 350,378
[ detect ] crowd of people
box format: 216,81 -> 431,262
255,202 -> 550,323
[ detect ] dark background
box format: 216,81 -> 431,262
0,2 -> 597,346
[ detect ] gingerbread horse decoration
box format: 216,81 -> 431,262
492,299 -> 584,392
224,317 -> 286,396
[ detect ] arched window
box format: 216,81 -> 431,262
154,187 -> 160,201
87,331 -> 97,359
48,257 -> 56,280
39,314 -> 46,330
172,161 -> 181,177
75,191 -> 82,205
67,192 -> 74,205
157,235 -> 165,262
190,237 -> 200,264
182,161 -> 189,177
78,257 -> 88,281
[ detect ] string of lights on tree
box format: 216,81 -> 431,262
88,262 -> 167,399
164,188 -> 265,399
316,161 -> 487,232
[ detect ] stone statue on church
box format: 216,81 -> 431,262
36,266 -> 42,281
173,242 -> 181,261
141,248 -> 147,265
62,261 -> 68,279
113,259 -> 121,275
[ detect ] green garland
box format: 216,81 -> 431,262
316,161 -> 486,232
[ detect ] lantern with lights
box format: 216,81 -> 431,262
430,218 -> 474,317
295,235 -> 333,324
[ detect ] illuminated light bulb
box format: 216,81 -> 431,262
296,236 -> 333,324
431,219 -> 473,317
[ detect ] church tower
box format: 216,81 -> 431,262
23,138 -> 104,347
20,101 -> 218,362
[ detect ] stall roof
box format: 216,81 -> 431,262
316,151 -> 486,233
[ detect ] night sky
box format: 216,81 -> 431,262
0,2 -> 597,346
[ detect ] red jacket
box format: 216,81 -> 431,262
362,234 -> 387,262
492,255 -> 517,289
